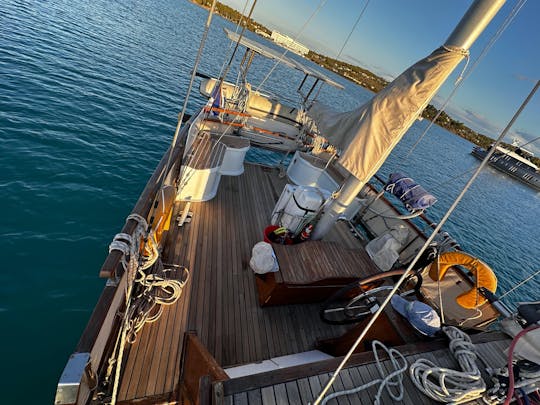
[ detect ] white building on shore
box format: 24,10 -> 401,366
270,31 -> 309,56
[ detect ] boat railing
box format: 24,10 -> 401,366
56,111 -> 199,405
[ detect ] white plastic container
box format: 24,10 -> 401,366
286,151 -> 339,193
365,225 -> 409,271
177,166 -> 221,202
217,135 -> 250,176
286,151 -> 363,220
271,185 -> 325,234
177,135 -> 226,202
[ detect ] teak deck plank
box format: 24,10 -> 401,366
145,298 -> 170,395
214,185 -> 225,363
261,385 -> 276,405
238,174 -> 258,362
247,389 -> 263,405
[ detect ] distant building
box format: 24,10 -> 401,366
270,31 -> 309,56
255,29 -> 270,38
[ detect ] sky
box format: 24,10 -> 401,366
220,0 -> 539,153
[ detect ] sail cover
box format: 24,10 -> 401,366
308,46 -> 466,182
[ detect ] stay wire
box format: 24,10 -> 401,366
180,1 -> 258,192
335,0 -> 370,60
254,0 -> 328,94
499,268 -> 540,300
517,135 -> 540,149
216,0 -> 252,83
310,0 -> 371,104
216,0 -> 257,91
401,0 -> 527,166
110,3 -> 219,404
163,0 -> 217,185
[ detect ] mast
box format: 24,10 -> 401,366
312,0 -> 506,240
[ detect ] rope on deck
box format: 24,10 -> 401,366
320,340 -> 407,405
409,326 -> 485,404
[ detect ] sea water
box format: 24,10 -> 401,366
1,0 -> 538,402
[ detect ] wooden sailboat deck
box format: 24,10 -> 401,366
117,163 -> 362,402
113,162 -> 513,404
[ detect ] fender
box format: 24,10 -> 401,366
429,251 -> 497,309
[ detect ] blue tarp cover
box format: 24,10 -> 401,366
385,173 -> 437,212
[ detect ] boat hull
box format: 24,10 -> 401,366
471,147 -> 540,191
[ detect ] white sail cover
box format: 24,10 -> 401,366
308,46 -> 466,181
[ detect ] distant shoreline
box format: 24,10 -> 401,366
189,0 -> 539,164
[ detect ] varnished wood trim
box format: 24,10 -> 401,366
116,391 -> 177,405
181,332 -> 229,405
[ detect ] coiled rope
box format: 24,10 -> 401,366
107,212 -> 190,404
410,326 -> 485,404
109,214 -> 149,289
125,265 -> 189,344
320,340 -> 407,405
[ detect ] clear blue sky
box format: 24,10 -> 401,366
221,0 -> 539,152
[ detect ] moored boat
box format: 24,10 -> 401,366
472,144 -> 540,191
54,1 -> 540,405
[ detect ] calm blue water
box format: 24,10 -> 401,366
1,0 -> 538,403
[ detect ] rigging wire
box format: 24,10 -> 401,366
309,0 -> 371,104
108,3 -> 220,404
215,0 -> 257,91
164,0 -> 218,179
499,268 -> 540,301
254,0 -> 328,94
335,0 -> 370,61
216,0 -> 252,82
516,134 -> 540,149
399,132 -> 539,197
181,0 -> 257,174
313,79 -> 540,405
400,0 -> 528,166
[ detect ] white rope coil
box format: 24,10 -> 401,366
125,266 -> 189,344
109,233 -> 132,271
409,326 -> 485,404
320,340 -> 407,405
108,214 -> 149,270
108,233 -> 132,254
